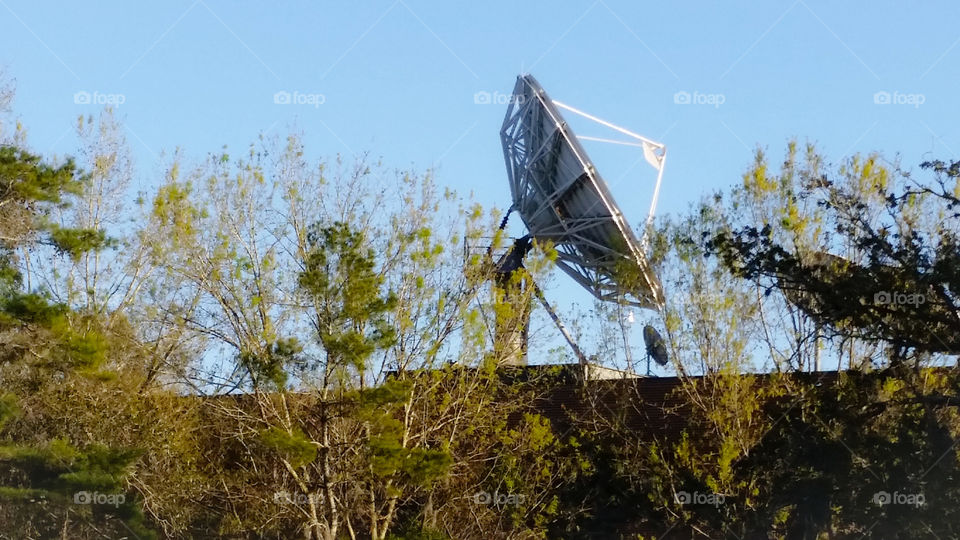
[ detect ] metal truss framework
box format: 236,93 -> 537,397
500,75 -> 664,309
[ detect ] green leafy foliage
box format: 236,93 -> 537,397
0,145 -> 83,205
260,426 -> 318,469
0,292 -> 68,326
239,337 -> 303,389
0,438 -> 151,537
299,221 -> 397,372
355,380 -> 451,486
705,150 -> 960,355
0,394 -> 18,431
47,225 -> 113,259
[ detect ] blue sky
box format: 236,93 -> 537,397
2,0 -> 958,371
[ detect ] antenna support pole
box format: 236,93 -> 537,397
531,281 -> 589,366
641,148 -> 667,252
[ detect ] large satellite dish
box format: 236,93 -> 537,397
500,75 -> 664,309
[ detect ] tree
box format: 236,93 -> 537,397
585,145 -> 960,538
0,143 -> 160,538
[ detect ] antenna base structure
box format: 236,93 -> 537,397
491,235 -> 589,367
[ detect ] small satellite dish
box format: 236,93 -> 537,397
500,75 -> 664,309
642,325 -> 669,366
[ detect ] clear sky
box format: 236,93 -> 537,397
2,0 -> 958,372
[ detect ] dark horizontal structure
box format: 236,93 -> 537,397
532,371 -> 689,438
525,367 -> 841,435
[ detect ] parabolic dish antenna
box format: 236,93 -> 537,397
500,74 -> 665,309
